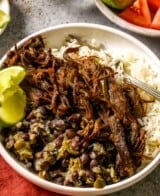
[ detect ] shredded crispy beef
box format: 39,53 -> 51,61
2,35 -> 146,188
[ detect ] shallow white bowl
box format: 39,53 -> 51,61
95,0 -> 160,37
0,0 -> 10,35
0,23 -> 160,196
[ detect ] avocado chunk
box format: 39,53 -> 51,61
102,0 -> 135,10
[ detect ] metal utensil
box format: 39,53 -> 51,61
124,73 -> 160,101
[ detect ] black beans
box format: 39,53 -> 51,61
63,151 -> 70,159
64,180 -> 73,186
82,141 -> 89,148
4,113 -> 119,188
90,159 -> 98,168
40,161 -> 50,170
54,135 -> 64,147
71,171 -> 79,181
53,176 -> 64,185
50,119 -> 66,131
65,129 -> 76,139
71,136 -> 80,150
80,153 -> 90,165
21,133 -> 29,141
5,137 -> 14,149
53,130 -> 61,137
35,151 -> 43,159
37,106 -> 47,116
61,159 -> 69,168
89,151 -> 97,159
86,170 -> 95,182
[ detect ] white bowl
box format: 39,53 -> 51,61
95,0 -> 160,37
0,0 -> 10,35
0,23 -> 160,196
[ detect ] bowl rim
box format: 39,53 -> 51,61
95,0 -> 160,37
0,23 -> 160,195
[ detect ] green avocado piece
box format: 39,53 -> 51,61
102,0 -> 135,10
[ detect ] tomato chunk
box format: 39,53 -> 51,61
119,0 -> 151,27
151,8 -> 160,29
147,0 -> 160,12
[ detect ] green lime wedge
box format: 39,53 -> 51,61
0,86 -> 26,125
102,0 -> 135,10
0,66 -> 26,91
0,9 -> 10,29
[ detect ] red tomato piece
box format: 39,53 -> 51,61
147,0 -> 160,12
119,0 -> 151,27
151,8 -> 160,29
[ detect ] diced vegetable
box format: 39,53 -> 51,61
119,0 -> 151,27
147,0 -> 160,12
151,8 -> 160,29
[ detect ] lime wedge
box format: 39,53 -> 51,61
0,86 -> 26,125
0,66 -> 27,126
0,66 -> 26,91
0,9 -> 10,29
102,0 -> 135,10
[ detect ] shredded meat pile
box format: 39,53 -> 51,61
2,35 -> 146,188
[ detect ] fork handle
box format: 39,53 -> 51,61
125,74 -> 160,101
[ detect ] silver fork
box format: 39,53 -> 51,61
124,73 -> 160,101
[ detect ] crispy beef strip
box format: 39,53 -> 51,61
108,115 -> 135,177
108,77 -> 133,124
108,77 -> 145,166
122,83 -> 144,118
122,83 -> 146,166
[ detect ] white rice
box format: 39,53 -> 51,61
52,37 -> 160,163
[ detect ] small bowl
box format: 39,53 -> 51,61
95,0 -> 160,37
0,23 -> 160,196
0,0 -> 10,35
